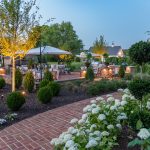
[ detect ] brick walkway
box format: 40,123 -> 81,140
0,92 -> 121,150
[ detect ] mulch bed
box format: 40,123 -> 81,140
0,84 -> 91,130
0,84 -> 140,150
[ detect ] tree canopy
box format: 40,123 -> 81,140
36,21 -> 83,53
128,41 -> 150,65
92,35 -> 107,55
0,0 -> 40,91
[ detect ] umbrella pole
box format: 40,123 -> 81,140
40,42 -> 42,81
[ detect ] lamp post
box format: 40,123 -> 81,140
39,18 -> 56,80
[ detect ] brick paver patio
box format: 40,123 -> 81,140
0,92 -> 121,150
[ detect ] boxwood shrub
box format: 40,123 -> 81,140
7,92 -> 25,111
39,79 -> 49,89
48,81 -> 60,96
37,86 -> 53,104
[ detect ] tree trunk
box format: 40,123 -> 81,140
12,56 -> 16,92
140,65 -> 143,79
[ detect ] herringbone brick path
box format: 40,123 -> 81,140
0,92 -> 121,150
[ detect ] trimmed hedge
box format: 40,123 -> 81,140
87,80 -> 127,96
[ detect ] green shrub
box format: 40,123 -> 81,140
48,81 -> 60,96
23,71 -> 34,93
39,79 -> 49,89
37,86 -> 53,104
115,80 -> 128,89
7,92 -> 25,111
118,65 -> 125,78
129,110 -> 150,130
27,59 -> 33,69
0,77 -> 6,89
128,78 -> 150,100
87,80 -> 127,96
75,57 -> 80,62
133,73 -> 150,80
43,70 -> 53,81
15,68 -> 22,89
85,67 -> 94,81
87,84 -> 99,96
69,62 -> 84,71
124,73 -> 132,80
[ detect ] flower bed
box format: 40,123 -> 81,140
51,89 -> 150,150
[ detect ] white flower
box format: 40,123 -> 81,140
63,134 -> 72,142
137,128 -> 150,140
94,131 -> 101,137
121,100 -> 127,106
65,140 -> 75,148
85,129 -> 91,134
86,139 -> 98,148
0,118 -> 6,125
107,124 -> 114,130
115,99 -> 121,106
146,101 -> 150,110
77,130 -> 85,136
91,100 -> 97,104
91,104 -> 97,108
107,97 -> 115,102
90,124 -> 97,131
82,114 -> 88,120
83,105 -> 91,113
96,97 -> 104,101
106,94 -> 113,97
117,113 -> 127,120
92,107 -> 100,114
68,145 -> 78,150
110,105 -> 117,110
50,138 -> 63,145
101,131 -> 109,136
70,118 -> 78,124
118,88 -> 123,92
123,89 -> 130,94
78,119 -> 85,125
116,124 -> 122,129
98,114 -> 106,121
68,127 -> 78,134
122,94 -> 130,101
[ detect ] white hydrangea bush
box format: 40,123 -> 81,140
51,89 -> 150,149
51,94 -> 128,150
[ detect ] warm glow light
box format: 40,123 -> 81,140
118,51 -> 123,57
22,91 -> 26,96
81,70 -> 86,77
0,68 -> 6,76
126,67 -> 131,73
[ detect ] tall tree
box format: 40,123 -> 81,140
36,21 -> 83,53
128,41 -> 150,77
0,0 -> 40,91
92,35 -> 107,55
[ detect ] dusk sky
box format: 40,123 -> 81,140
36,0 -> 150,49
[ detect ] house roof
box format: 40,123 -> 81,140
106,46 -> 122,56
